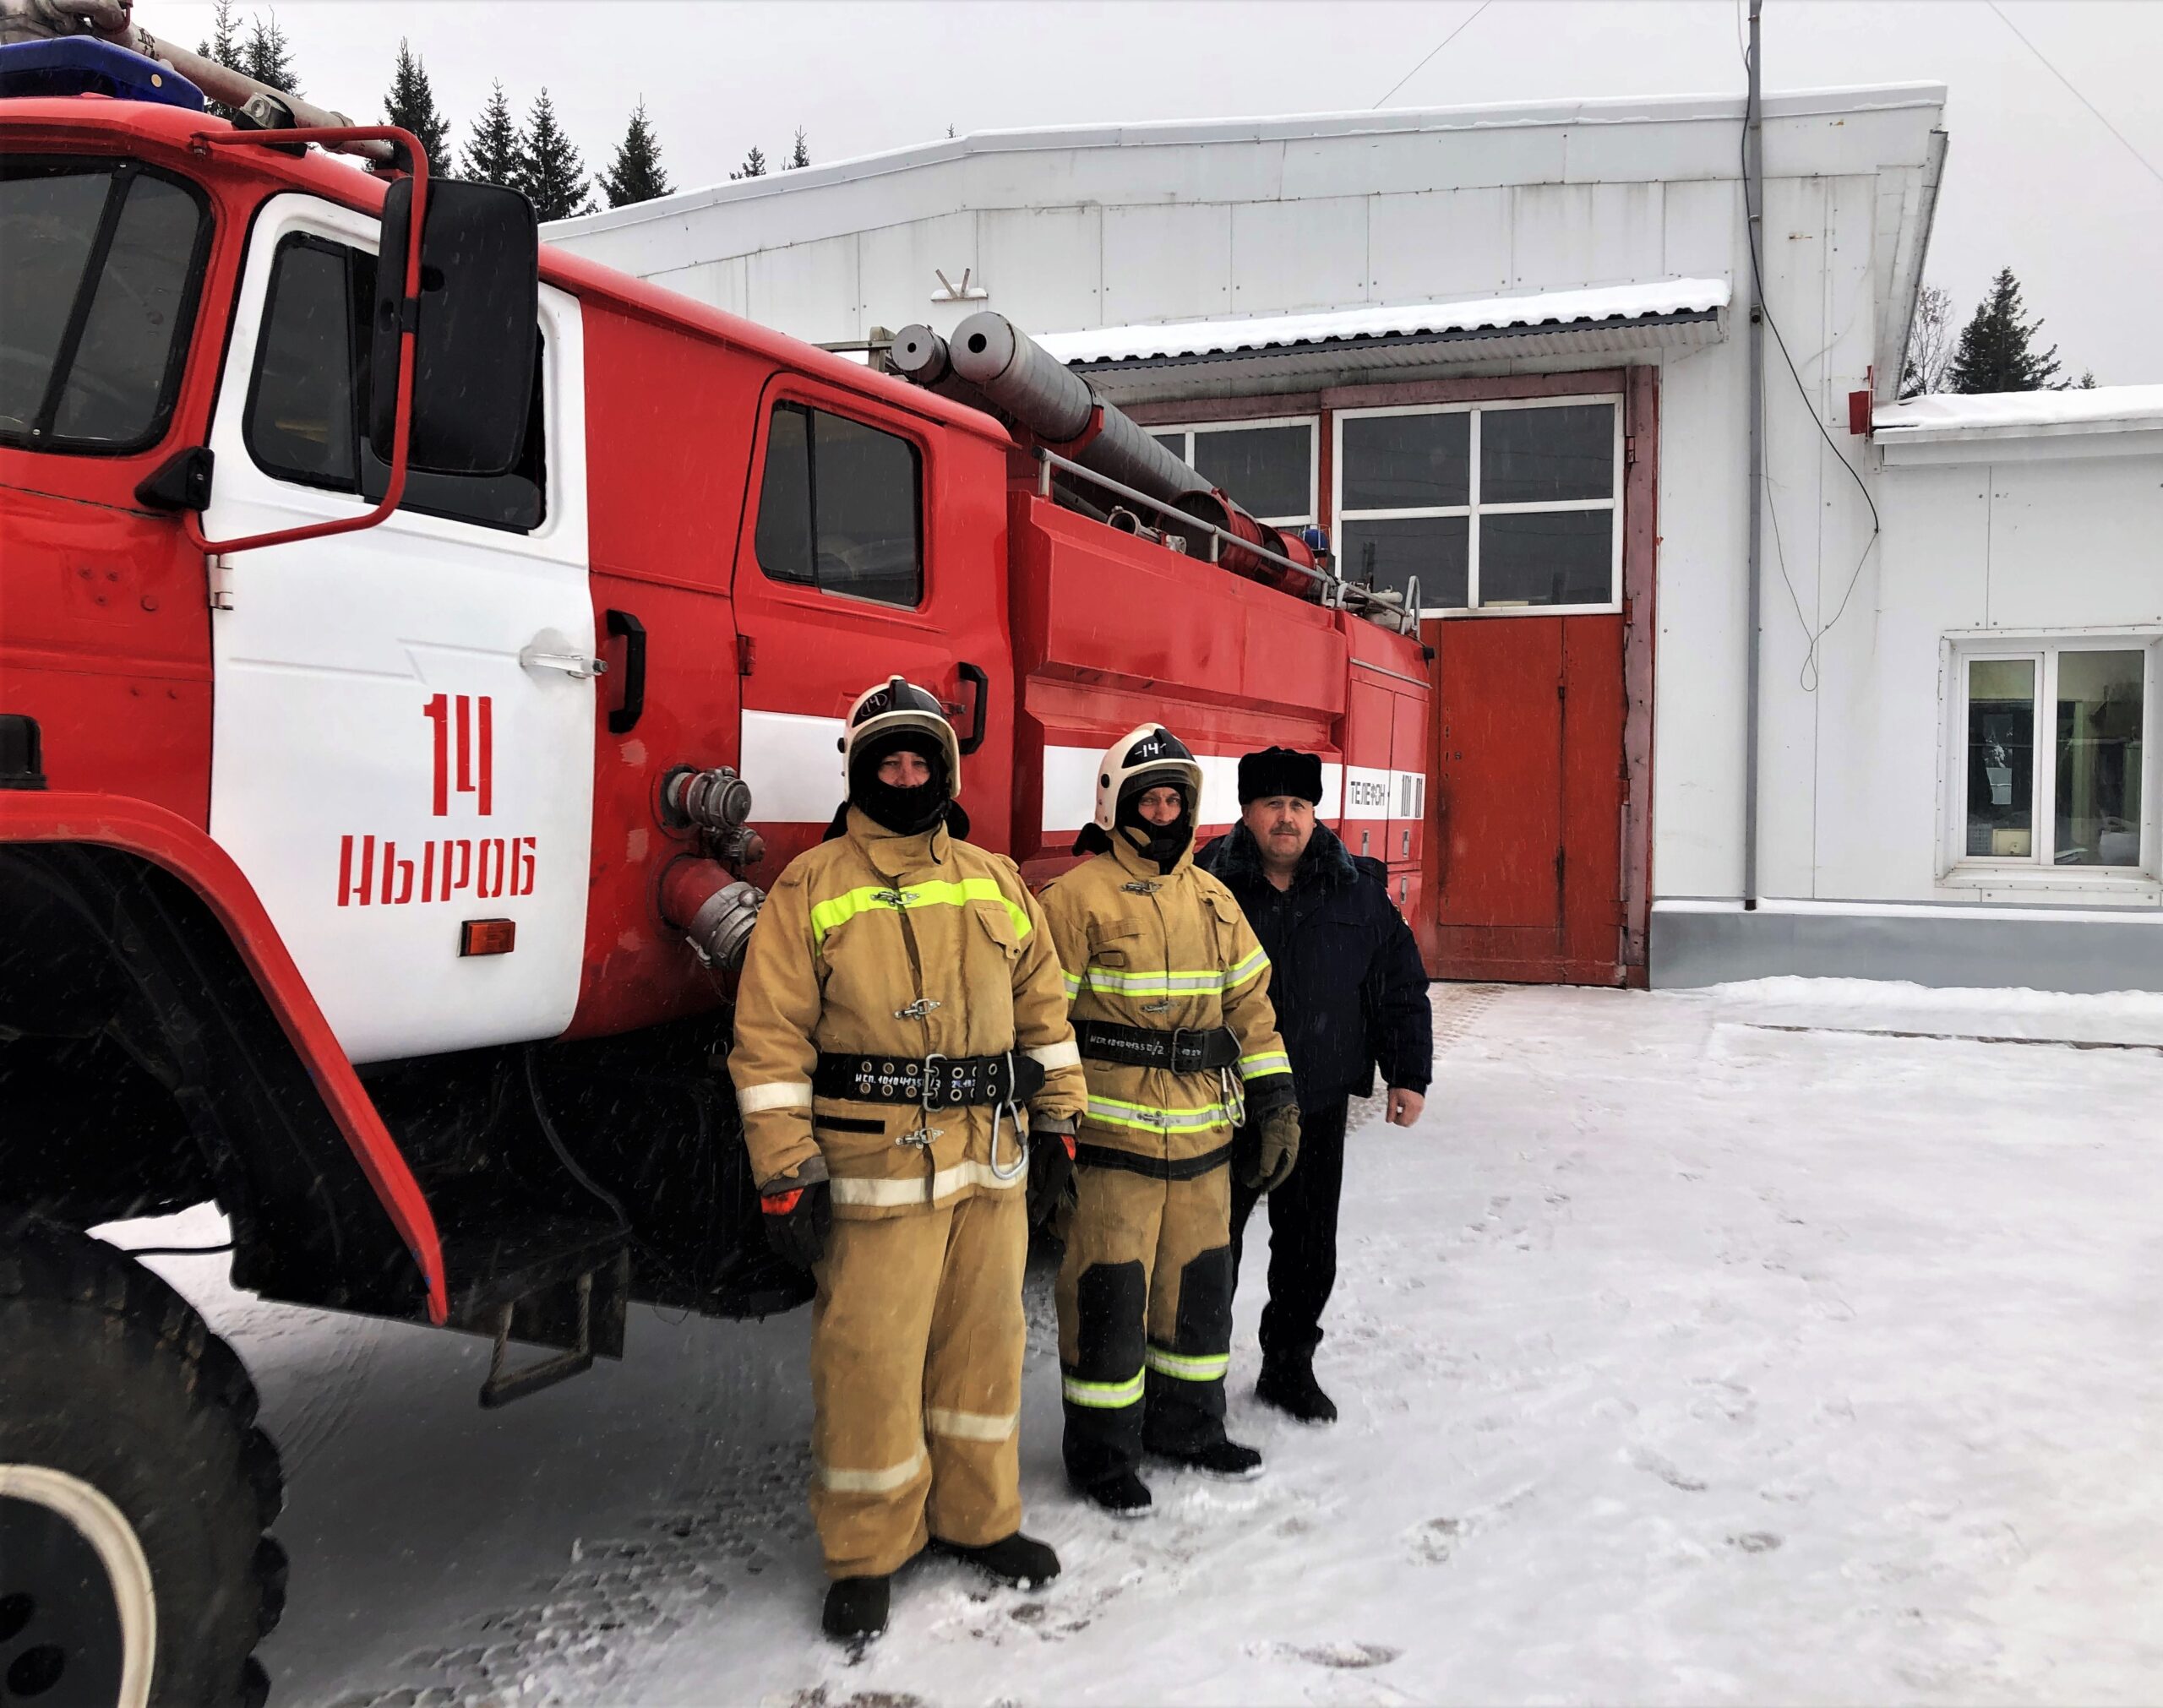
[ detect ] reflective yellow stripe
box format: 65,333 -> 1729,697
1145,1346 -> 1230,1382
1061,969 -> 1083,998
817,1446 -> 925,1493
1240,1051 -> 1291,1080
1085,1095 -> 1233,1134
925,1406 -> 1018,1442
1061,1369 -> 1145,1409
1224,946 -> 1271,991
809,878 -> 1031,949
1082,966 -> 1231,997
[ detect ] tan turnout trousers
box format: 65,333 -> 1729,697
811,1186 -> 1027,1576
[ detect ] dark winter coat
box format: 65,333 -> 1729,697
1199,823 -> 1433,1114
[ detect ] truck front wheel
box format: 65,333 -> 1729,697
1,1217 -> 286,1706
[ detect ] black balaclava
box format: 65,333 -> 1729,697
1114,771 -> 1193,873
850,730 -> 951,836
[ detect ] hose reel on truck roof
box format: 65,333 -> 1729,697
888,312 -> 1419,634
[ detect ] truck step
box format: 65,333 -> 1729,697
424,1177 -> 632,1404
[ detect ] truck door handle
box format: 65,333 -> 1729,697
956,661 -> 989,756
606,609 -> 646,734
520,630 -> 608,680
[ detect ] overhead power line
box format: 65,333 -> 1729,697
1371,1 -> 1496,110
1986,0 -> 2163,189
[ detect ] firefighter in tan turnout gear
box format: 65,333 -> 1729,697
1038,726 -> 1301,1518
729,677 -> 1088,1645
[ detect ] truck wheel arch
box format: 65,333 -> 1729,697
0,795 -> 444,1324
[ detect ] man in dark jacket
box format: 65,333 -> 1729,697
1200,747 -> 1434,1425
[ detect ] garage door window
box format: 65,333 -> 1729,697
1147,417 -> 1316,525
1335,398 -> 1621,615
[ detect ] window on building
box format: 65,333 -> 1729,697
1147,417 -> 1316,525
1334,398 -> 1621,614
1955,642 -> 2153,873
755,401 -> 923,607
243,232 -> 547,531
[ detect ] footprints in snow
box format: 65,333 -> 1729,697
1251,1640 -> 1403,1670
1408,1515 -> 1463,1564
330,1440 -> 815,1706
1626,1444 -> 1709,1493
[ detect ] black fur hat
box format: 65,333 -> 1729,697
1238,746 -> 1324,806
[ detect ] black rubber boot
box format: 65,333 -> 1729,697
1074,1469 -> 1155,1520
822,1575 -> 891,1645
1153,1437 -> 1264,1480
930,1531 -> 1062,1590
1256,1358 -> 1338,1425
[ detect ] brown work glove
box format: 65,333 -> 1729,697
1240,1105 -> 1301,1193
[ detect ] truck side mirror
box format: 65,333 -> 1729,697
368,177 -> 538,476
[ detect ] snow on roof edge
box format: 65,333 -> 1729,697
1034,280 -> 1732,367
1873,385 -> 2163,435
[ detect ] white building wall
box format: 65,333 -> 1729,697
556,86 -> 2108,981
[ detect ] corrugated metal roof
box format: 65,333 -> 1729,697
1032,280 -> 1729,402
1038,279 -> 1730,366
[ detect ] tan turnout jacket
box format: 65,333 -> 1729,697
730,807 -> 1087,1218
1038,831 -> 1294,1164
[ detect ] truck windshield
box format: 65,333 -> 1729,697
0,157 -> 210,455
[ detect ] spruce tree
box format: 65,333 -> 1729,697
382,39 -> 452,176
787,127 -> 810,170
730,145 -> 766,182
194,0 -> 246,121
1948,268 -> 2064,394
599,99 -> 672,208
239,10 -> 301,96
515,88 -> 592,223
196,0 -> 243,71
462,81 -> 521,191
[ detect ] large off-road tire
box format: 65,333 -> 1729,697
0,1217 -> 286,1707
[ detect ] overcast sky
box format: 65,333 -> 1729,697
152,0 -> 2163,383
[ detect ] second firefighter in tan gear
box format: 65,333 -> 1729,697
728,677 -> 1087,1644
1038,725 -> 1299,1515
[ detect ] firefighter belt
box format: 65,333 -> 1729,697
813,1050 -> 1047,1109
1073,1020 -> 1241,1074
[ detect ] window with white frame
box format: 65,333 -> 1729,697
1952,639 -> 2155,874
1147,416 -> 1316,525
1333,397 -> 1621,615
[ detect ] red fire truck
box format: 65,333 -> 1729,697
0,15 -> 1429,1703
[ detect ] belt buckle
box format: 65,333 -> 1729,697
919,1052 -> 947,1112
1169,1026 -> 1196,1073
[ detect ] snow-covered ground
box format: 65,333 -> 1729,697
112,980 -> 2163,1706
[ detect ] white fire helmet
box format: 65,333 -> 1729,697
1093,723 -> 1204,834
840,676 -> 962,796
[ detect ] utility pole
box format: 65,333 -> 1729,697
1742,0 -> 1764,912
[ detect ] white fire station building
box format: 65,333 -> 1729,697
548,84 -> 2163,994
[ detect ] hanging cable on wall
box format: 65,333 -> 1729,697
1738,27 -> 1884,694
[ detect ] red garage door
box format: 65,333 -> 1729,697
1429,612 -> 1628,984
